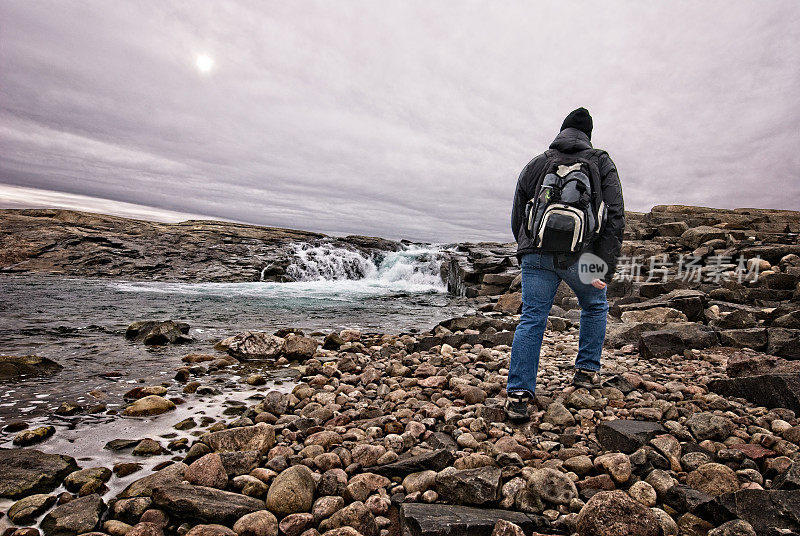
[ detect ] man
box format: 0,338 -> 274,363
506,107 -> 625,422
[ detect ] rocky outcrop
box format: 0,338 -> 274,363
0,449 -> 79,499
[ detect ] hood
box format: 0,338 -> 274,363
549,127 -> 593,153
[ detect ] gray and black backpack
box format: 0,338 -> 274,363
525,150 -> 607,253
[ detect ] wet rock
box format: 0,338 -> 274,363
122,395 -> 176,417
318,501 -> 377,536
8,494 -> 57,524
0,449 -> 78,499
185,454 -> 228,489
0,355 -> 63,378
218,451 -> 261,477
435,466 -> 501,506
527,468 -> 577,505
118,463 -> 188,499
40,493 -> 104,536
283,334 -> 319,360
126,321 -> 191,345
576,490 -> 659,536
399,503 -> 550,536
132,439 -> 165,456
232,510 -> 278,536
152,483 -> 264,525
202,423 -> 275,454
64,467 -> 112,493
226,332 -> 284,359
595,420 -> 665,453
265,465 -> 316,517
13,426 -> 55,446
109,497 -> 153,525
686,463 -> 740,497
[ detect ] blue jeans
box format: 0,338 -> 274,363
507,252 -> 609,397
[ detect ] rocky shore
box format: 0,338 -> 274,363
1,202 -> 799,535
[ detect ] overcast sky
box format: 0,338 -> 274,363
1,1 -> 799,242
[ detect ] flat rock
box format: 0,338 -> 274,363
40,493 -> 104,536
400,503 -> 550,536
595,420 -> 665,454
435,466 -> 501,506
698,489 -> 800,534
117,462 -> 187,498
708,374 -> 800,413
373,449 -> 454,477
152,483 -> 264,525
0,448 -> 79,499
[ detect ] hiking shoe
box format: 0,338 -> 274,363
571,369 -> 600,389
505,391 -> 531,423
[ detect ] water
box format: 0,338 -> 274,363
0,244 -> 468,427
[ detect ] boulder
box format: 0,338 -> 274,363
8,493 -> 57,524
265,465 -> 316,517
596,420 -> 665,454
283,334 -> 318,360
698,489 -> 800,534
0,448 -> 79,499
494,293 -> 522,314
152,483 -> 264,525
118,462 -> 187,499
318,501 -> 377,536
435,466 -> 502,506
708,374 -> 800,413
125,321 -> 191,345
202,423 -> 275,454
621,307 -> 687,324
576,490 -> 659,536
232,510 -> 278,536
226,332 -> 284,359
527,468 -> 577,505
686,463 -> 739,496
40,493 -> 104,536
718,328 -> 768,350
0,355 -> 62,379
680,226 -> 727,248
185,454 -> 228,489
686,413 -> 735,442
122,395 -> 176,417
767,328 -> 800,359
399,503 -> 550,536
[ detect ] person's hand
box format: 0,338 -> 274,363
591,279 -> 607,289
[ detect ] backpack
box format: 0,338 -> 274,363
525,150 -> 607,253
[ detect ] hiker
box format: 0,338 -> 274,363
505,107 -> 625,422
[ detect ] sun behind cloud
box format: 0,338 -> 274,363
195,54 -> 213,74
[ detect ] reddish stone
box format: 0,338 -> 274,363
730,443 -> 776,461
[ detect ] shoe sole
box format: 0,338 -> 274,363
506,411 -> 530,423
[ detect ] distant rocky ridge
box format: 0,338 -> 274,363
0,209 -> 404,282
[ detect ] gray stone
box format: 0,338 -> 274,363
399,503 -> 550,536
435,466 -> 501,506
118,462 -> 188,498
709,374 -> 800,413
202,423 -> 275,454
152,483 -> 264,525
0,355 -> 63,378
373,449 -> 454,477
40,494 -> 104,536
0,448 -> 79,499
596,420 -> 665,453
265,465 -> 316,517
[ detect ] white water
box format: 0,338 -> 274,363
112,244 -> 448,298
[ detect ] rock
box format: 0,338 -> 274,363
435,466 -> 502,506
373,449 -> 454,477
202,423 -> 275,453
313,496 -> 345,523
494,293 -> 522,314
595,420 -> 665,453
628,481 -> 657,507
185,454 -> 228,489
118,463 -> 188,499
232,510 -> 278,536
283,334 -> 318,360
345,473 -> 390,502
279,513 -> 315,536
709,374 -> 800,413
768,328 -> 800,359
639,330 -> 684,359
490,519 -> 525,536
13,426 -> 55,446
699,489 -> 800,534
594,453 -> 632,484
686,413 -> 735,442
527,468 -> 577,505
542,402 -> 575,427
725,352 -> 800,378
265,465 -> 316,517
126,523 -> 164,536
621,307 -> 688,323
218,451 -> 261,477
64,467 -> 112,493
318,501 -> 377,536
707,520 -> 757,536
40,494 -> 104,536
122,395 -> 176,417
399,503 -> 550,536
132,438 -> 164,456
0,449 -> 78,499
773,459 -> 800,490
126,321 -> 191,345
718,328 -> 768,350
184,525 -> 236,536
8,494 -> 57,524
403,471 -> 437,494
0,355 -> 62,378
686,463 -> 740,496
680,226 -> 727,248
226,332 -> 285,359
152,483 -> 264,525
576,490 -> 659,536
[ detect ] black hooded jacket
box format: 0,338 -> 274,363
511,127 -> 625,283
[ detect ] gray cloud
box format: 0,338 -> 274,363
1,1 -> 799,242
